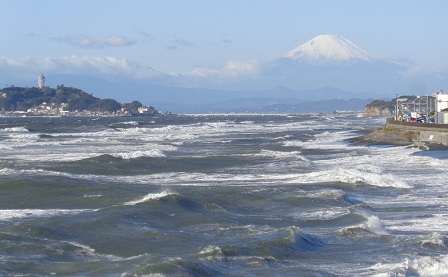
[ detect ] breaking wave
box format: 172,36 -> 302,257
123,191 -> 175,205
0,209 -> 97,221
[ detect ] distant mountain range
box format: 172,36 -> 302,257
11,34 -> 446,113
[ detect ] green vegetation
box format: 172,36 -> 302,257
0,86 -> 120,112
0,85 -> 157,115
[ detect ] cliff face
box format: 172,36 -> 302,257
364,106 -> 393,116
364,100 -> 393,116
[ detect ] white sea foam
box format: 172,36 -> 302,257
421,232 -> 446,249
62,241 -> 123,261
257,149 -> 307,161
0,140 -> 177,162
275,168 -> 410,188
0,126 -> 30,133
335,168 -> 410,188
4,132 -> 40,142
283,140 -> 308,147
364,214 -> 388,235
292,208 -> 350,221
384,213 -> 448,232
0,165 -> 411,190
0,168 -> 18,176
368,261 -> 408,276
122,121 -> 139,126
197,245 -> 223,256
307,189 -> 346,199
112,149 -> 166,159
83,194 -> 104,198
0,209 -> 97,221
408,255 -> 448,277
124,191 -> 174,205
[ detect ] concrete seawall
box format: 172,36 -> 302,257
350,118 -> 448,150
385,119 -> 448,149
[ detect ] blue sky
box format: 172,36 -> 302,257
1,0 -> 447,83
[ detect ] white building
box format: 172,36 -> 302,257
434,90 -> 448,123
38,73 -> 45,89
435,90 -> 448,112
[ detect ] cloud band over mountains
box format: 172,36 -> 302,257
51,35 -> 137,49
1,35 -> 447,94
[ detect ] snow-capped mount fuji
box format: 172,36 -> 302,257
285,35 -> 378,63
263,34 -> 407,96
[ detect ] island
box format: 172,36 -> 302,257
0,85 -> 159,117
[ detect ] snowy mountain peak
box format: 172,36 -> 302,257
285,35 -> 378,62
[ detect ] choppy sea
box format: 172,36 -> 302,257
1,114 -> 448,276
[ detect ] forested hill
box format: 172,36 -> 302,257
0,85 -> 123,112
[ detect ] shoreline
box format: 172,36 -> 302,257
349,123 -> 448,150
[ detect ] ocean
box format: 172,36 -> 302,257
0,114 -> 447,276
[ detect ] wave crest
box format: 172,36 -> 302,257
338,213 -> 387,236
124,191 -> 175,205
421,232 -> 447,249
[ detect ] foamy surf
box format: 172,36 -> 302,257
0,126 -> 30,133
0,209 -> 97,221
0,115 -> 447,276
112,149 -> 166,159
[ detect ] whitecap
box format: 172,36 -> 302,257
83,194 -> 104,198
62,241 -> 124,261
384,213 -> 448,233
122,121 -> 139,126
257,149 -> 305,160
0,126 -> 29,133
368,260 -> 408,277
0,209 -> 97,221
197,245 -> 223,256
0,168 -> 18,176
365,214 -> 388,235
292,208 -> 350,221
339,212 -> 388,236
408,255 -> 448,277
421,232 -> 446,249
283,140 -> 307,147
123,191 -> 174,205
5,132 -> 40,142
316,168 -> 410,188
112,150 -> 166,159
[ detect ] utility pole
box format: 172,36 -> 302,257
395,93 -> 398,120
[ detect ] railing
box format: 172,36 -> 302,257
386,118 -> 448,129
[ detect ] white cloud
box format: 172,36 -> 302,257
51,35 -> 137,48
0,56 -> 158,80
187,60 -> 260,78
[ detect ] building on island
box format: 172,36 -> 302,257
38,73 -> 45,89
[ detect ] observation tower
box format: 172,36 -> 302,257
38,73 -> 45,89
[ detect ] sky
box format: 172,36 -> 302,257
1,0 -> 448,85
